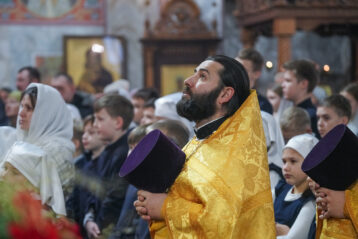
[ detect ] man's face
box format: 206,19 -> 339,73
131,97 -> 145,125
236,59 -> 259,89
51,76 -> 75,103
94,108 -> 119,143
317,106 -> 347,138
176,60 -> 224,122
16,70 -> 31,92
281,70 -> 304,103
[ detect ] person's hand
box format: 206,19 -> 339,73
307,177 -> 321,197
275,223 -> 290,236
85,221 -> 100,238
316,187 -> 345,220
134,190 -> 167,221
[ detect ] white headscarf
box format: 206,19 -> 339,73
0,126 -> 16,162
284,133 -> 319,159
1,83 -> 75,215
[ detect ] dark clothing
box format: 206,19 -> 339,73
194,116 -> 227,140
70,91 -> 94,118
0,99 -> 8,126
258,94 -> 273,114
66,153 -> 94,235
274,180 -> 314,227
85,131 -> 130,231
109,185 -> 150,239
297,98 -> 320,138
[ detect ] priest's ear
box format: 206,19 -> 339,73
218,86 -> 235,105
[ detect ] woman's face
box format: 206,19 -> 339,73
5,97 -> 20,118
18,94 -> 34,131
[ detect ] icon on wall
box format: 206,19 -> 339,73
64,35 -> 127,94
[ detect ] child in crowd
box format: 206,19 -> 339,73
140,99 -> 156,126
109,125 -> 150,239
316,94 -> 351,138
274,134 -> 318,239
72,120 -> 84,159
266,84 -> 293,125
4,90 -> 21,128
340,82 -> 358,135
84,94 -> 133,239
66,115 -> 105,235
281,60 -> 319,137
280,107 -> 312,143
131,88 -> 159,125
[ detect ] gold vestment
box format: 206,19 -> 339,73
316,180 -> 358,239
150,90 -> 276,238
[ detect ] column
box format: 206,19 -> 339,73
273,18 -> 296,70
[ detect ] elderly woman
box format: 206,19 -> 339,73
0,83 -> 75,216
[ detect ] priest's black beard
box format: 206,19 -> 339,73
176,85 -> 223,122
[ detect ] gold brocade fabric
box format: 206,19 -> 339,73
316,180 -> 358,239
150,91 -> 276,238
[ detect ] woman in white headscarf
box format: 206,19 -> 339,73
0,83 -> 75,216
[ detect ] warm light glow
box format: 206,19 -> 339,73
266,61 -> 273,69
91,44 -> 104,53
323,64 -> 330,72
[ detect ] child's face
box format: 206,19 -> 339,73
282,148 -> 307,187
131,97 -> 145,125
94,108 -> 120,143
317,106 -> 346,138
281,70 -> 306,102
140,107 -> 155,125
266,89 -> 281,113
82,122 -> 104,152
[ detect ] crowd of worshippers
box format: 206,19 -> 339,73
0,49 -> 357,239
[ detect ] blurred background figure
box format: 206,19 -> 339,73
261,111 -> 285,190
16,66 -> 41,92
5,90 -> 21,128
140,99 -> 156,126
311,86 -> 327,107
340,82 -> 358,136
0,87 -> 12,102
0,126 -> 16,162
154,92 -> 195,138
236,48 -> 273,114
266,83 -> 293,125
131,88 -> 159,126
280,107 -> 312,144
51,72 -> 94,118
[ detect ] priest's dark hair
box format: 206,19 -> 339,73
206,55 -> 250,117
